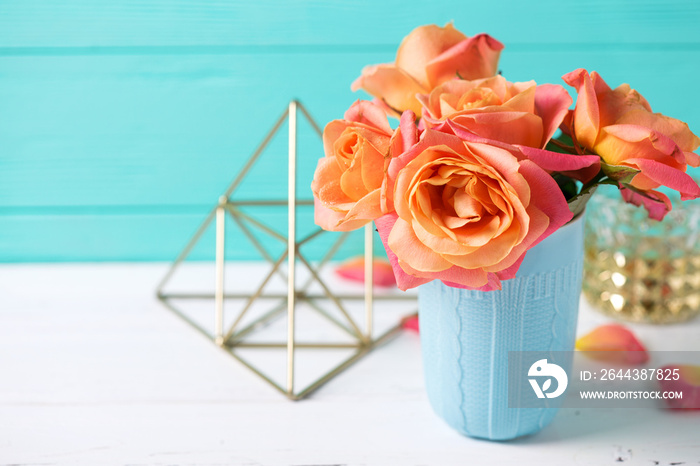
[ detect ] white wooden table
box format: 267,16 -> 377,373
1,263 -> 699,465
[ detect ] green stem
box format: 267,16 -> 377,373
580,172 -> 607,194
549,138 -> 577,153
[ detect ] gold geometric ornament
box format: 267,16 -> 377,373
156,100 -> 416,400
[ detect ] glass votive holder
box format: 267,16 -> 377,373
583,185 -> 700,324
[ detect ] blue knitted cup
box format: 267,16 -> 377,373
418,214 -> 584,440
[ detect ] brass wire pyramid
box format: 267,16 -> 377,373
156,100 -> 415,400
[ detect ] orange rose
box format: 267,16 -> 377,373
418,75 -> 572,149
375,128 -> 573,291
351,23 -> 503,116
312,101 -> 416,231
563,69 -> 700,212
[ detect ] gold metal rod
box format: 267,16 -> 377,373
297,101 -> 323,137
158,298 -> 215,341
155,99 -> 417,402
162,297 -> 290,398
298,231 -> 350,292
221,349 -> 290,398
223,106 -> 290,199
311,231 -> 350,268
155,208 -> 216,295
296,228 -> 326,247
228,208 -> 288,283
228,199 -> 314,207
294,318 -> 410,401
232,342 -> 362,349
223,251 -> 288,341
304,298 -> 360,339
296,254 -> 364,338
286,100 -> 298,396
158,292 -> 416,301
228,208 -> 276,264
214,199 -> 226,346
293,349 -> 369,400
160,295 -> 409,401
364,223 -> 374,343
371,319 -> 408,348
225,204 -> 287,243
225,301 -> 287,344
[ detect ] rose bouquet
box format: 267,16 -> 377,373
311,23 -> 700,292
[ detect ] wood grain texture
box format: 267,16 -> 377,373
0,209 -> 378,261
1,0 -> 699,261
1,263 -> 700,464
1,0 -> 699,47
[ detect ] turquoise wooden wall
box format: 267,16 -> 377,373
1,1 -> 699,262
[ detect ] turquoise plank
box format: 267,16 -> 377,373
0,0 -> 698,47
0,208 -> 381,262
0,51 -> 384,207
1,50 -> 698,209
2,0 -> 700,262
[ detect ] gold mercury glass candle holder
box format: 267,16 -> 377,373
583,185 -> 700,324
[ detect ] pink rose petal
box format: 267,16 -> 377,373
562,68 -> 600,149
620,187 -> 672,221
658,365 -> 700,409
625,157 -> 700,201
576,324 -> 649,365
534,83 -> 573,147
343,99 -> 393,133
375,214 -> 431,291
401,314 -> 420,332
517,145 -> 601,183
334,256 -> 397,288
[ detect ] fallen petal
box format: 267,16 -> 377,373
334,256 -> 397,287
401,314 -> 420,332
658,364 -> 700,409
576,324 -> 649,364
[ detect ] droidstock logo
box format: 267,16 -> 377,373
528,359 -> 568,398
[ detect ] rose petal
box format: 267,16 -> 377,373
343,100 -> 393,134
685,150 -> 700,168
314,197 -> 367,232
534,83 -> 574,147
342,189 -> 384,225
517,145 -> 601,182
508,157 -> 574,242
658,365 -> 700,409
625,157 -> 700,200
590,70 -> 613,95
450,110 -> 544,147
352,64 -> 426,115
576,324 -> 649,364
425,33 -> 504,86
323,119 -> 391,161
616,109 -> 700,153
387,128 -> 469,217
399,110 -> 419,149
312,157 -> 354,209
389,218 -> 453,272
402,314 -> 420,332
562,68 -> 600,148
620,187 -> 672,221
375,213 -> 432,291
334,256 -> 397,287
494,253 -> 526,280
395,23 -> 468,89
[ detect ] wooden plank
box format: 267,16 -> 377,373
0,0 -> 698,47
1,263 -> 699,464
1,50 -> 698,209
0,210 -> 373,262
